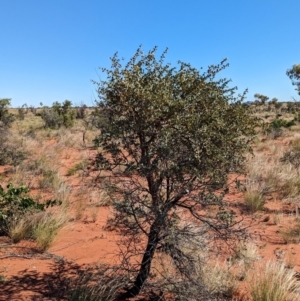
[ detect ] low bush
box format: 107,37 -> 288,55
0,98 -> 15,127
0,99 -> 25,166
0,142 -> 26,166
0,183 -> 60,237
0,184 -> 43,235
270,118 -> 295,129
265,118 -> 296,139
41,100 -> 76,129
76,103 -> 87,119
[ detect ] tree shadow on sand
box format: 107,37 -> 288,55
0,257 -> 130,301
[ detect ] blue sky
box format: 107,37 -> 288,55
1,0 -> 300,107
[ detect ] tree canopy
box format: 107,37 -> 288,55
287,64 -> 300,96
0,98 -> 15,128
93,47 -> 258,299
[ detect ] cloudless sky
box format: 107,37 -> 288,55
1,0 -> 300,107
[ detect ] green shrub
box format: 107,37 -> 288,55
41,100 -> 76,129
265,118 -> 296,139
0,184 -> 43,235
0,183 -> 60,236
40,108 -> 63,128
0,99 -> 24,166
270,118 -> 295,129
0,98 -> 15,127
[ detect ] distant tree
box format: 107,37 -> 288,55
29,105 -> 37,115
41,100 -> 76,129
254,93 -> 269,105
0,98 -> 15,128
17,103 -> 28,120
274,101 -> 283,112
93,47 -> 258,298
76,103 -> 87,119
287,64 -> 300,96
269,98 -> 278,105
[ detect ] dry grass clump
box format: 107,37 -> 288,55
290,136 -> 300,152
74,198 -> 86,221
8,215 -> 33,243
67,159 -> 89,176
245,137 -> 300,205
69,265 -> 129,301
53,181 -> 72,205
12,113 -> 44,134
32,210 -> 68,251
245,151 -> 282,197
55,128 -> 78,149
280,217 -> 300,244
95,189 -> 113,207
244,190 -> 265,213
281,176 -> 300,198
8,210 -> 68,251
233,242 -> 259,269
248,261 -> 300,301
201,261 -> 238,298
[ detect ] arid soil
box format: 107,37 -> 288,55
1,114 -> 300,300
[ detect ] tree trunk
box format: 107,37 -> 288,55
119,222 -> 160,298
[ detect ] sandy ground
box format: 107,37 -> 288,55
1,136 -> 300,300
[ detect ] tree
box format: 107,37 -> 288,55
254,93 -> 269,105
287,64 -> 300,96
0,98 -> 15,128
93,47 -> 258,298
40,100 -> 76,129
269,97 -> 278,105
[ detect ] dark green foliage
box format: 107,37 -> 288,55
254,93 -> 269,105
0,183 -> 61,236
270,118 -> 295,129
264,118 -> 296,139
0,99 -> 25,166
41,100 -> 76,129
93,47 -> 258,298
269,98 -> 278,105
287,64 -> 300,96
0,98 -> 15,127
